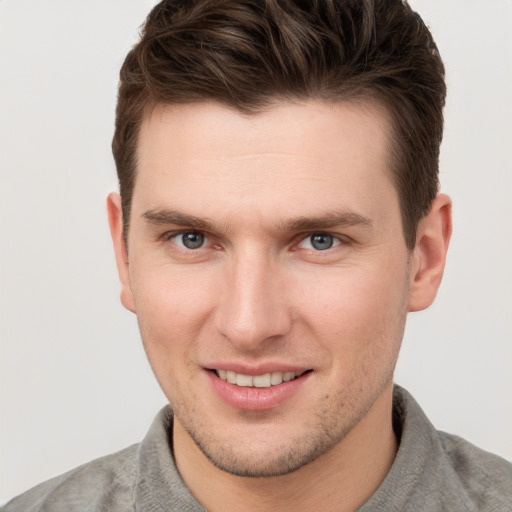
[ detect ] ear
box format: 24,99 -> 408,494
106,193 -> 136,313
408,193 -> 452,312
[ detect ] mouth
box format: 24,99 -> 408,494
212,369 -> 310,388
206,367 -> 312,410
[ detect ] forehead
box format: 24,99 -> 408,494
138,99 -> 392,162
133,100 -> 398,227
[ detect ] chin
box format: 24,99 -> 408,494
183,415 -> 352,478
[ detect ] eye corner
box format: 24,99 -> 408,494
161,230 -> 207,250
296,232 -> 340,251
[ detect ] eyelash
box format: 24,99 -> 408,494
162,230 -> 349,253
163,230 -> 211,250
295,233 -> 343,251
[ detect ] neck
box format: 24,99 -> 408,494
173,383 -> 397,512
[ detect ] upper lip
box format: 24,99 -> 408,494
204,362 -> 311,375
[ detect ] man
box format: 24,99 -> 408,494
3,0 -> 511,511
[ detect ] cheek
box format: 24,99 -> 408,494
130,270 -> 215,408
129,266 -> 218,360
292,264 -> 408,364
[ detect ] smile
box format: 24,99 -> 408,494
215,369 -> 307,388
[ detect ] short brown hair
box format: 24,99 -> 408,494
112,0 -> 446,249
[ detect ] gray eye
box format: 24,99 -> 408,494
180,232 -> 205,249
310,233 -> 334,250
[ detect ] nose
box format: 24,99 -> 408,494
214,249 -> 292,351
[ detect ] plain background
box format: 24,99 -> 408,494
1,0 -> 511,504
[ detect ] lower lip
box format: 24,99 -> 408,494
207,371 -> 310,411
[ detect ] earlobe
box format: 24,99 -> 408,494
106,193 -> 136,313
408,194 -> 452,312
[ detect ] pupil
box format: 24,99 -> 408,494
311,233 -> 333,250
182,232 -> 204,249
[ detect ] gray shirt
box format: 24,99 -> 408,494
3,386 -> 511,511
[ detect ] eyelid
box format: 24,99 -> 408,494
163,229 -> 208,248
162,229 -> 229,256
160,229 -> 350,252
294,232 -> 348,251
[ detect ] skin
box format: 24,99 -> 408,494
108,100 -> 451,511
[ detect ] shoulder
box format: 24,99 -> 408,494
437,431 -> 512,510
1,444 -> 139,512
378,386 -> 512,512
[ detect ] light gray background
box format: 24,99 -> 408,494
1,0 -> 511,503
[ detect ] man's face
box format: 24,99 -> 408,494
119,100 -> 414,476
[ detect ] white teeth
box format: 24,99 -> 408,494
270,372 -> 283,385
236,374 -> 253,387
226,370 -> 237,384
216,370 -> 305,387
253,374 -> 271,388
283,372 -> 295,382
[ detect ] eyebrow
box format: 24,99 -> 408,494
142,209 -> 217,232
142,208 -> 372,233
277,211 -> 373,232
